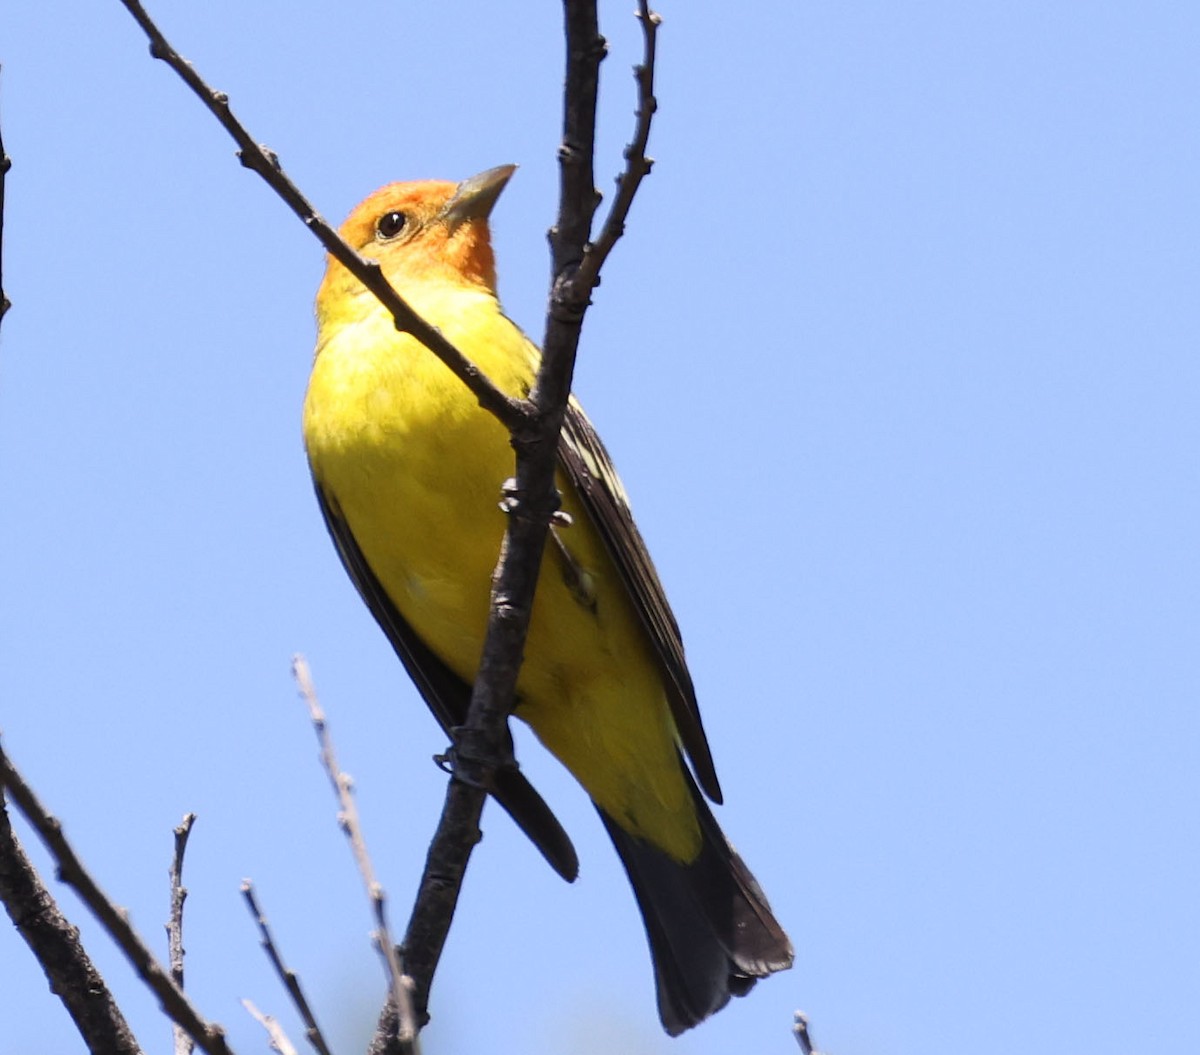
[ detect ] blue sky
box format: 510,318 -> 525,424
2,2 -> 1198,1053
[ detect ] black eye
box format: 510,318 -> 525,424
376,211 -> 407,239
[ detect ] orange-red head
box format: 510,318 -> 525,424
317,165 -> 515,322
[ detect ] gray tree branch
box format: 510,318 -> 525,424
115,0 -> 525,432
167,813 -> 197,1055
0,782 -> 144,1055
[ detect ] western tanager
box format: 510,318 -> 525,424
303,165 -> 793,1033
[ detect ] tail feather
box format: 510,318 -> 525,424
492,764 -> 579,882
598,768 -> 793,1034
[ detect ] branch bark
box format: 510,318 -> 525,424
793,1010 -> 825,1054
167,813 -> 197,1055
0,789 -> 144,1055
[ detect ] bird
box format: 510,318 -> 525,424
302,164 -> 793,1033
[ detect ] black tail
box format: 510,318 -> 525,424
598,768 -> 793,1034
492,764 -> 579,882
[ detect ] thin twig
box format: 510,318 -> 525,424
240,881 -> 333,1055
571,0 -> 660,294
167,813 -> 198,1055
546,1 -> 606,285
292,656 -> 420,1054
0,743 -> 237,1055
0,779 -> 144,1055
0,63 -> 12,324
241,999 -> 301,1055
113,0 -> 524,432
793,1010 -> 824,1054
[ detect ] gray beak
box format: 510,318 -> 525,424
442,164 -> 517,230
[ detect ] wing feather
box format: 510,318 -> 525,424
557,400 -> 723,803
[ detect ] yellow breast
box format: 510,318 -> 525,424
303,282 -> 700,859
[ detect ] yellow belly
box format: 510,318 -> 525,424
303,290 -> 700,860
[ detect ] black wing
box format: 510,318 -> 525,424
557,400 -> 723,803
312,482 -> 579,881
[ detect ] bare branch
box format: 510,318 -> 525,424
292,657 -> 420,1054
0,743 -> 238,1055
392,0 -> 643,1042
391,771 -> 484,1037
113,0 -> 525,432
793,1010 -> 825,1054
240,881 -> 333,1055
168,813 -> 198,1055
572,0 -> 660,293
0,63 -> 12,325
547,1 -> 606,283
241,999 -> 301,1055
0,783 -> 144,1055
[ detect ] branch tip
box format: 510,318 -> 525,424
241,883 -> 335,1055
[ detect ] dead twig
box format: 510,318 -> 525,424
793,1010 -> 825,1054
240,881 -> 334,1055
167,813 -> 198,1055
293,656 -> 420,1055
0,774 -> 143,1055
572,0 -> 660,294
241,999 -> 301,1055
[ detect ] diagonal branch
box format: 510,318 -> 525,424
292,656 -> 419,1054
114,0 -> 525,432
241,999 -> 301,1055
0,743 -> 239,1055
793,1010 -> 825,1054
0,784 -> 144,1055
240,881 -> 334,1055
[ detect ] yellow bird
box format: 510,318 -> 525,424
303,165 -> 792,1033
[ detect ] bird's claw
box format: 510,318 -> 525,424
498,478 -> 567,523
